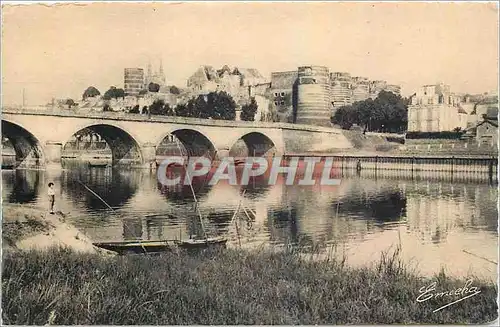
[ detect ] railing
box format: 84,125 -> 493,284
286,155 -> 498,176
400,142 -> 497,155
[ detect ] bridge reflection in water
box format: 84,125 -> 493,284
1,166 -> 497,280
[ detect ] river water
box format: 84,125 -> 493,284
2,166 -> 498,280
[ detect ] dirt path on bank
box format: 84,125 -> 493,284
2,204 -> 114,255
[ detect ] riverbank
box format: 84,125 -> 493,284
2,246 -> 498,325
2,204 -> 112,255
2,204 -> 498,324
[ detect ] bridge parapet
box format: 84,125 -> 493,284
2,107 -> 344,134
2,107 -> 354,169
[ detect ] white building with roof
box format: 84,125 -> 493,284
408,83 -> 468,132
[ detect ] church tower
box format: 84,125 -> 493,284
145,59 -> 153,88
157,57 -> 166,85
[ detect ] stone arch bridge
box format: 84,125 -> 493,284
2,108 -> 353,169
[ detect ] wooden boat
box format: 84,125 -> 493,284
85,144 -> 231,256
88,162 -> 111,168
175,237 -> 228,251
93,237 -> 227,255
92,240 -> 172,255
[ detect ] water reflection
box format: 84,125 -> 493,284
337,190 -> 407,223
157,175 -> 213,205
61,168 -> 139,211
2,167 -> 497,279
2,169 -> 40,204
122,218 -> 143,240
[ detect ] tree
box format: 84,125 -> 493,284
82,86 -> 100,100
169,85 -> 180,95
149,100 -> 167,115
103,86 -> 125,100
331,105 -> 356,130
207,91 -> 236,120
373,91 -> 408,133
175,103 -> 190,117
130,105 -> 140,114
175,92 -> 236,120
148,82 -> 160,93
165,104 -> 174,116
331,91 -> 408,133
189,95 -> 211,118
65,99 -> 76,109
356,98 -> 375,132
240,97 -> 258,121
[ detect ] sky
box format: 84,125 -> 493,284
1,2 -> 498,105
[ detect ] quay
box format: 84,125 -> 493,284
285,153 -> 498,179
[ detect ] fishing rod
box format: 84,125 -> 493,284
172,138 -> 208,240
77,180 -> 114,211
76,179 -> 149,254
229,189 -> 246,248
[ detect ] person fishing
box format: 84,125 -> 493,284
48,182 -> 56,214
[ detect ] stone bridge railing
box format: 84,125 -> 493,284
2,107 -> 343,134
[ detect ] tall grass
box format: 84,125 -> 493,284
2,246 -> 498,325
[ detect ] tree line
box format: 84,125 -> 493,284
133,91 -> 259,121
331,91 -> 409,133
82,87 -> 259,121
81,86 -> 258,120
81,84 -> 181,100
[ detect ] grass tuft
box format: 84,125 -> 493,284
2,246 -> 498,325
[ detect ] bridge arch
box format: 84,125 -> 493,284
63,123 -> 143,167
1,119 -> 44,168
229,131 -> 277,157
156,128 -> 217,159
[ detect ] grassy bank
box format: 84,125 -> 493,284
2,247 -> 497,325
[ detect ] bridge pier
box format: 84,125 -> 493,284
44,141 -> 63,170
216,148 -> 230,160
141,143 -> 157,169
3,110 -> 355,171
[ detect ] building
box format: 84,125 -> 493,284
369,80 -> 387,99
269,71 -> 298,122
187,65 -> 268,97
460,93 -> 499,128
186,65 -> 219,94
385,84 -> 402,96
330,72 -> 353,108
232,67 -> 268,86
253,94 -> 271,121
464,107 -> 499,146
268,67 -> 402,126
185,65 -> 271,120
475,118 -> 498,147
145,58 -> 166,87
351,76 -> 370,102
295,66 -> 332,127
329,74 -> 401,108
457,105 -> 469,129
407,83 -> 468,132
124,68 -> 144,96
